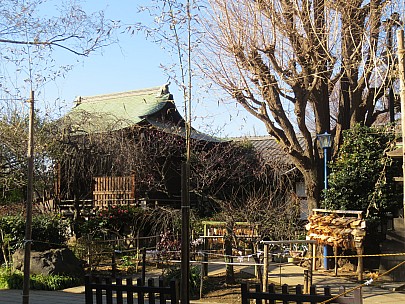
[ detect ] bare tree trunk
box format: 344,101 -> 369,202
224,222 -> 235,284
302,168 -> 320,214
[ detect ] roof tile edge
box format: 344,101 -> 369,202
79,86 -> 166,103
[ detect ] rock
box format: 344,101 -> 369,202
12,248 -> 84,277
340,261 -> 356,272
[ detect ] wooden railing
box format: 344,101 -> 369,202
84,275 -> 179,304
241,283 -> 363,304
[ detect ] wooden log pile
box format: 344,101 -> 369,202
305,212 -> 366,250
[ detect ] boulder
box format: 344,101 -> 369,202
12,248 -> 84,277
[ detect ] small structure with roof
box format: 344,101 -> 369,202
56,84 -> 222,211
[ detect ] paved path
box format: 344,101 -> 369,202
1,262 -> 405,303
254,263 -> 405,304
0,289 -> 85,304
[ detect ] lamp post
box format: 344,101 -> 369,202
383,12 -> 401,123
317,132 -> 332,270
317,132 -> 332,190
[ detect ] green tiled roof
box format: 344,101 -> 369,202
62,84 -> 224,143
64,85 -> 173,134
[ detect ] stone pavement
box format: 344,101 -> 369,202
0,289 -> 85,304
253,263 -> 405,304
1,262 -> 405,303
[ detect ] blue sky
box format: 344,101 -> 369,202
39,0 -> 268,138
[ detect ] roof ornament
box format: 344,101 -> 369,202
74,96 -> 82,107
158,82 -> 170,97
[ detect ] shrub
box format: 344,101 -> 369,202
164,265 -> 201,297
0,214 -> 69,264
79,205 -> 146,239
0,267 -> 82,290
31,214 -> 69,251
323,124 -> 402,217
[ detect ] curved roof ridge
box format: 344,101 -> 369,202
77,86 -> 167,104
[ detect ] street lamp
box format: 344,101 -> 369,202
317,132 -> 332,190
383,12 -> 401,123
317,131 -> 331,270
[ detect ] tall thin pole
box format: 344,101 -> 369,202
22,90 -> 34,304
323,147 -> 328,190
181,163 -> 190,303
388,23 -> 395,123
180,1 -> 192,303
396,29 -> 405,221
323,147 -> 328,270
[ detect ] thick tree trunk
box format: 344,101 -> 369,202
302,167 -> 321,214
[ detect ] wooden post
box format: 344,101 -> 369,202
84,275 -> 93,304
334,245 -> 338,277
111,250 -> 117,278
311,243 -> 316,271
181,162 -> 190,304
255,243 -> 260,279
203,223 -> 208,276
87,235 -> 91,270
357,247 -> 364,281
200,260 -> 204,299
142,247 -> 146,285
397,29 -> 405,222
304,269 -> 309,294
241,283 -> 249,304
22,91 -> 34,304
262,243 -> 269,292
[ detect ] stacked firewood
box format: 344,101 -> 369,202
305,213 -> 366,250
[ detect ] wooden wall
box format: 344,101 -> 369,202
93,176 -> 135,208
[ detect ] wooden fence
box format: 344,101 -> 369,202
73,236 -> 159,273
241,283 -> 363,304
84,275 -> 179,304
93,176 -> 135,208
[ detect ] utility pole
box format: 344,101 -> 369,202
396,30 -> 405,222
22,90 -> 34,304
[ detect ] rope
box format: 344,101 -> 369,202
311,252 -> 405,259
320,260 -> 405,304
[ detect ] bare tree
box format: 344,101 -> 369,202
196,0 -> 400,209
0,0 -> 117,107
0,0 -> 118,205
52,111 -> 266,210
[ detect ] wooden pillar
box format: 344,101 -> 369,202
304,269 -> 309,293
397,29 -> 405,222
311,243 -> 316,271
334,245 -> 338,277
203,223 -> 208,276
262,243 -> 269,292
255,243 -> 259,279
357,247 -> 363,281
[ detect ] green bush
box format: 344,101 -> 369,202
164,265 -> 201,297
79,205 -> 146,239
31,214 -> 69,251
0,214 -> 69,264
0,267 -> 82,290
323,124 -> 402,217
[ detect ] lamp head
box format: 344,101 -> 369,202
317,132 -> 332,149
